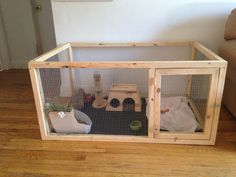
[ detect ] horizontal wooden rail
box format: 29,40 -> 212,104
29,43 -> 71,63
29,60 -> 226,69
70,41 -> 194,48
44,133 -> 215,145
157,68 -> 218,75
194,42 -> 225,61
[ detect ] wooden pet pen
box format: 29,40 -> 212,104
28,41 -> 227,145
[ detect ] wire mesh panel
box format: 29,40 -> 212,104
28,42 -> 227,144
190,75 -> 210,130
39,67 -> 149,136
159,74 -> 211,134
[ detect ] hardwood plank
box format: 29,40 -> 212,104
0,69 -> 236,177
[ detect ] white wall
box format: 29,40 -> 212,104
51,0 -> 236,96
52,0 -> 236,51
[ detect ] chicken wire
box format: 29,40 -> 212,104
39,67 -> 149,136
39,60 -> 211,135
160,74 -> 210,132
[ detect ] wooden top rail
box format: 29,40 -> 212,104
28,41 -> 227,69
193,42 -> 225,61
70,41 -> 193,48
30,43 -> 71,62
29,60 -> 226,69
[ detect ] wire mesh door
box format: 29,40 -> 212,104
154,68 -> 219,140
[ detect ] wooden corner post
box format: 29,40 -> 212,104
210,65 -> 227,144
148,68 -> 155,140
68,44 -> 76,92
187,43 -> 196,98
29,68 -> 49,139
154,71 -> 161,138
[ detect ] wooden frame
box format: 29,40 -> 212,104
28,41 -> 227,145
155,68 -> 218,141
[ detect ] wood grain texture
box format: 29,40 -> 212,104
193,42 -> 225,61
70,41 -> 193,48
28,60 -> 226,69
0,69 -> 236,177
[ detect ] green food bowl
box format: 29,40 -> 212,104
130,120 -> 142,132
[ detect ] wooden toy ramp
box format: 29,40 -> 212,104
106,83 -> 141,112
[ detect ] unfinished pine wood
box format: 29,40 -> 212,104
29,43 -> 70,62
187,46 -> 196,97
203,69 -> 219,139
28,60 -> 227,69
148,68 -> 155,139
68,46 -> 76,93
1,69 -> 236,177
106,84 -> 141,112
154,71 -> 161,138
28,41 -> 227,145
29,68 -> 48,139
70,41 -> 193,48
92,72 -> 107,109
157,68 -> 218,140
156,68 -> 218,75
194,42 -> 226,61
210,66 -> 227,144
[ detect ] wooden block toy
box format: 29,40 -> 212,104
106,83 -> 141,112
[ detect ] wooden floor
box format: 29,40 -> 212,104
0,69 -> 236,177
